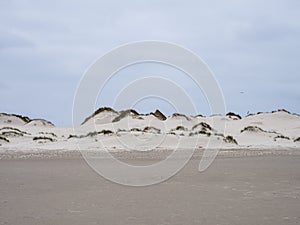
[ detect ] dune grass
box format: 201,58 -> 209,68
33,136 -> 55,142
294,137 -> 300,142
0,136 -> 9,142
274,135 -> 290,141
68,130 -> 114,139
223,135 -> 238,145
143,126 -> 161,134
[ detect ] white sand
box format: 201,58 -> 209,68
0,109 -> 300,156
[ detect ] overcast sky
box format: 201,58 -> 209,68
1,0 -> 299,126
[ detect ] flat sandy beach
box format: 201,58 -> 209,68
1,153 -> 299,225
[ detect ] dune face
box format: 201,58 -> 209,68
0,109 -> 300,152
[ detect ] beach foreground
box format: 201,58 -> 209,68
0,154 -> 299,225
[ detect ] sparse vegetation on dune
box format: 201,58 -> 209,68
33,136 -> 55,142
0,136 -> 9,142
143,126 -> 161,134
241,126 -> 265,133
0,113 -> 31,123
28,119 -> 55,126
0,127 -> 30,135
170,126 -> 187,132
1,131 -> 24,137
240,126 -> 280,135
99,130 -> 113,135
274,135 -> 290,141
192,122 -> 212,131
271,109 -> 293,114
246,109 -> 299,118
68,130 -> 114,139
112,109 -> 139,122
189,122 -> 213,137
226,112 -> 242,120
130,128 -> 142,132
294,137 -> 300,142
0,113 -> 54,126
223,135 -> 238,145
171,113 -> 191,121
81,107 -> 117,125
150,110 -> 167,121
189,130 -> 211,137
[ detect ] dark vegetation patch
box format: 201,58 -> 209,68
272,109 -> 291,114
294,137 -> 300,142
142,126 -> 161,134
33,136 -> 55,142
241,126 -> 265,133
0,113 -> 31,123
81,107 -> 117,125
274,135 -> 290,141
68,130 -> 114,139
189,122 -> 213,136
1,131 -> 24,137
240,126 -> 280,135
223,135 -> 238,145
29,119 -> 55,126
130,128 -> 142,132
150,110 -> 167,121
189,130 -> 211,137
171,113 -> 191,121
38,132 -> 57,137
192,122 -> 212,131
170,126 -> 187,132
246,109 -> 299,118
226,112 -> 242,120
0,136 -> 9,142
112,109 -> 139,122
0,127 -> 30,135
132,116 -> 144,120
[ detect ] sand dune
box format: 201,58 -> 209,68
0,109 -> 300,154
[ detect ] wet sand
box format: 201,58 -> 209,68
0,154 -> 299,225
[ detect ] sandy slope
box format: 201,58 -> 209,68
0,109 -> 300,155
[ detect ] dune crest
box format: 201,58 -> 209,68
0,109 -> 299,152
